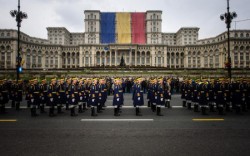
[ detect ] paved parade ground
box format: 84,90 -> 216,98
1,94 -> 250,156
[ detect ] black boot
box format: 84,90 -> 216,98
236,105 -> 241,114
31,108 -> 38,117
242,103 -> 247,112
71,107 -> 78,116
183,101 -> 187,107
66,103 -> 69,110
78,105 -> 83,113
27,101 -> 31,108
187,102 -> 192,110
40,105 -> 46,113
11,100 -> 15,108
136,107 -> 142,116
49,107 -> 55,117
226,103 -> 231,112
57,106 -> 64,114
166,101 -> 171,109
218,106 -> 224,115
201,106 -> 208,115
148,101 -> 151,107
209,103 -> 216,112
100,103 -> 105,110
157,107 -> 163,116
114,108 -> 120,116
194,104 -> 199,112
91,107 -> 97,116
151,104 -> 156,112
97,105 -> 102,113
83,102 -> 87,110
16,102 -> 20,111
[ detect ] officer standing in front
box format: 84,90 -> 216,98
113,78 -> 123,116
132,77 -> 144,116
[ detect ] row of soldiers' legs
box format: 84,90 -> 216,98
147,101 -> 164,116
183,100 -> 249,115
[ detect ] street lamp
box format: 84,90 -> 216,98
10,0 -> 28,83
220,0 -> 237,82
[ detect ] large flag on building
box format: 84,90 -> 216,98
116,13 -> 131,44
131,13 -> 146,44
100,13 -> 116,44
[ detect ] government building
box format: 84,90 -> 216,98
0,10 -> 250,70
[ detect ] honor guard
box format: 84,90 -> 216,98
57,78 -> 66,114
206,79 -> 216,112
29,78 -> 40,117
48,78 -> 57,117
68,78 -> 79,116
98,78 -> 107,111
26,80 -> 33,108
132,77 -> 144,116
113,78 -> 123,116
39,79 -> 48,113
165,79 -> 172,108
15,80 -> 23,111
156,77 -> 165,116
0,79 -> 9,114
185,80 -> 193,110
65,78 -> 72,110
192,79 -> 200,112
77,78 -> 87,113
149,78 -> 158,112
198,80 -> 208,115
239,79 -> 248,112
180,80 -> 187,107
88,78 -> 99,116
10,80 -> 16,108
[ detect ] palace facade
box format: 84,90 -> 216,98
0,10 -> 250,69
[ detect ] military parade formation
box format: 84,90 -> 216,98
0,77 -> 250,117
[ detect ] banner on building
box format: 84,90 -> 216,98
100,13 -> 116,44
116,13 -> 131,44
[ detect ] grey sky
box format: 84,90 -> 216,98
1,0 -> 249,40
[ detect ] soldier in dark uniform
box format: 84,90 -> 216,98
69,78 -> 79,116
39,79 -> 48,113
199,80 -> 208,115
65,78 -> 72,110
156,77 -> 165,116
180,80 -> 187,107
10,80 -> 16,108
113,78 -> 123,116
88,78 -> 99,116
240,79 -> 248,112
57,78 -> 66,114
165,79 -> 172,108
192,80 -> 200,112
98,78 -> 107,111
15,80 -> 23,111
150,78 -> 158,112
147,78 -> 153,108
77,78 -> 85,113
214,79 -> 225,115
29,78 -> 40,117
186,80 -> 193,110
0,79 -> 9,114
133,77 -> 144,116
231,79 -> 242,113
48,78 -> 57,117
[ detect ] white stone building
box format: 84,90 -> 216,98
0,10 -> 249,69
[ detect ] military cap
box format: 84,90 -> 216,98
51,78 -> 57,81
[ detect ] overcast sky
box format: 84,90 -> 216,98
1,0 -> 249,40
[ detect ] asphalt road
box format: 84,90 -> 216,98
1,94 -> 250,156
